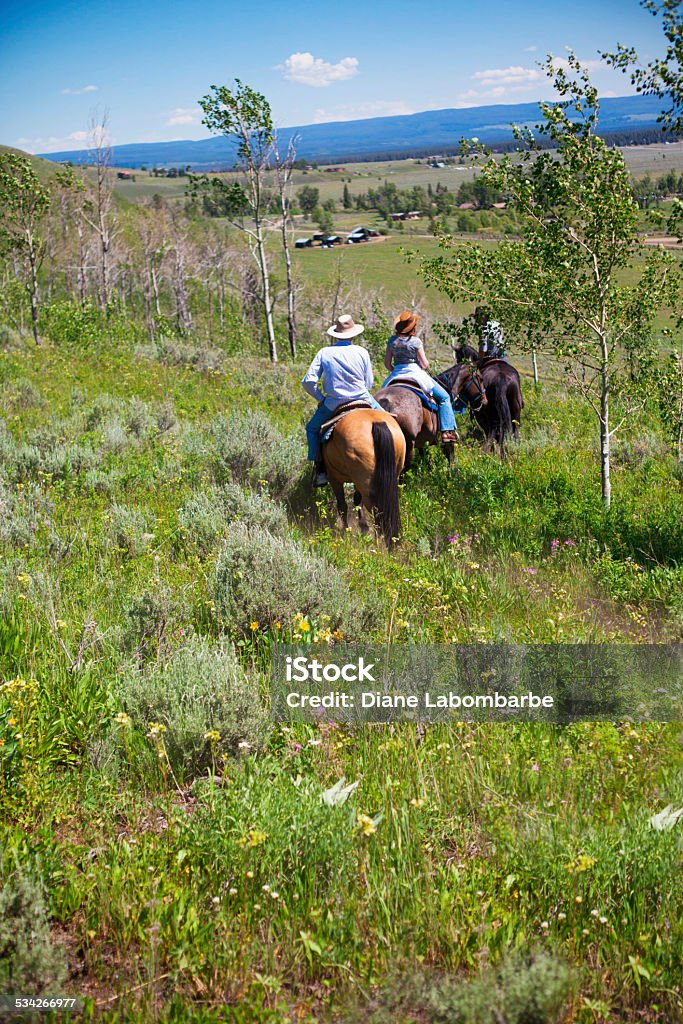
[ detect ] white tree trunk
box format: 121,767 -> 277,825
600,336 -> 611,510
255,220 -> 277,363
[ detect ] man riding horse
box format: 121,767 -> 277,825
302,314 -> 384,487
302,313 -> 405,544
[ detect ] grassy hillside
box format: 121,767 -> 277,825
0,144 -> 62,184
0,326 -> 682,1021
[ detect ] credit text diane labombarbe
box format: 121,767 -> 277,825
280,656 -> 555,710
284,692 -> 555,709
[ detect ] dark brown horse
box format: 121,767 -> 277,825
375,364 -> 487,468
438,357 -> 523,457
322,409 -> 406,545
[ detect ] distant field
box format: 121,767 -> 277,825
104,141 -> 683,203
292,235 -> 465,315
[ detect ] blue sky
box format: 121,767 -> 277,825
0,0 -> 666,153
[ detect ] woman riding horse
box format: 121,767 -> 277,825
381,311 -> 458,445
377,362 -> 487,468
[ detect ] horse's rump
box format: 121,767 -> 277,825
322,409 -> 405,544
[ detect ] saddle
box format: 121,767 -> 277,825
386,380 -> 438,412
319,400 -> 373,445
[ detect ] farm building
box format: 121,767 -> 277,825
295,238 -> 312,248
117,171 -> 134,180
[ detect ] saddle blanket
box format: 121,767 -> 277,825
320,400 -> 373,444
386,381 -> 438,412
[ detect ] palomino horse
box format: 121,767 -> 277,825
375,363 -> 487,469
322,409 -> 406,545
440,355 -> 523,458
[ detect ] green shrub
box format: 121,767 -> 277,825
210,411 -> 305,498
177,484 -> 288,557
213,524 -> 366,635
0,870 -> 67,996
116,636 -> 268,777
83,467 -> 122,495
106,503 -> 154,558
361,947 -> 574,1024
0,477 -> 53,548
122,583 -> 191,665
13,441 -> 99,482
135,338 -> 225,373
100,416 -> 130,454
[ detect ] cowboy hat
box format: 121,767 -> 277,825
394,310 -> 419,336
327,314 -> 365,339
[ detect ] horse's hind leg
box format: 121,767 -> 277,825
331,482 -> 349,529
354,489 -> 370,533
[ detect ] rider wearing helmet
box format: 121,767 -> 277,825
473,306 -> 506,360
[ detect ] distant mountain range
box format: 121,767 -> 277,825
38,94 -> 667,169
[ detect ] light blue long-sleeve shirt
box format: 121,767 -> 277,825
301,341 -> 375,411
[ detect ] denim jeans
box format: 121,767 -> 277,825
305,396 -> 383,461
430,380 -> 457,432
382,365 -> 456,432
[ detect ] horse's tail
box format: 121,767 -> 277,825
370,421 -> 401,545
495,383 -> 513,448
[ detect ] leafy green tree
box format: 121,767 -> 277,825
602,1 -> 683,132
297,185 -> 320,217
658,346 -> 683,459
419,55 -> 679,508
0,152 -> 50,345
198,79 -> 278,361
315,207 -> 334,235
343,184 -> 352,209
53,165 -> 88,305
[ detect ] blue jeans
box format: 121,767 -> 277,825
431,380 -> 456,432
306,397 -> 383,461
382,365 -> 456,433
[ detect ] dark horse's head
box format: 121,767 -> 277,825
437,363 -> 488,413
454,343 -> 480,364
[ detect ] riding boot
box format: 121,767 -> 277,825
312,448 -> 328,487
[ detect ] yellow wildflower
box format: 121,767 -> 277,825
250,621 -> 259,631
357,814 -> 377,837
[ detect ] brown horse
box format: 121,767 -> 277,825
375,364 -> 488,469
322,409 -> 406,545
439,356 -> 523,457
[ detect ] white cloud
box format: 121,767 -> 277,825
279,52 -> 359,87
165,106 -> 202,127
524,45 -> 538,53
456,65 -> 542,106
15,130 -> 91,153
61,85 -> 98,95
472,66 -> 543,87
312,100 -> 415,123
